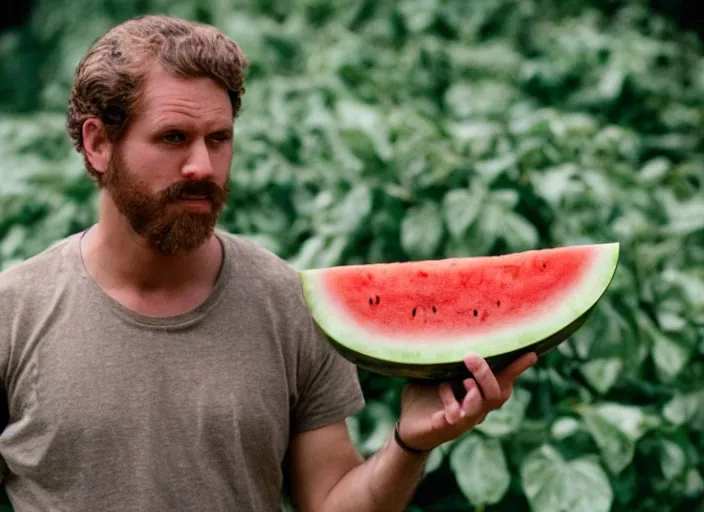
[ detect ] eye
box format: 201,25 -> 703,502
162,132 -> 186,144
209,131 -> 232,143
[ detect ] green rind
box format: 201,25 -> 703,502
321,305 -> 594,380
300,243 -> 620,378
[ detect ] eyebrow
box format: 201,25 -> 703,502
155,123 -> 234,135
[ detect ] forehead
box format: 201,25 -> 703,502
133,63 -> 233,129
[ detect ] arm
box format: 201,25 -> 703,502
288,420 -> 428,512
288,352 -> 538,512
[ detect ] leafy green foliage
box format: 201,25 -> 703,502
1,0 -> 703,510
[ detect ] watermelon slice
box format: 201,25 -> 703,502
299,243 -> 620,379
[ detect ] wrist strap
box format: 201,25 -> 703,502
393,421 -> 427,455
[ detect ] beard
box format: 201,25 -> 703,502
102,151 -> 229,256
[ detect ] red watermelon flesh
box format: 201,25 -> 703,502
323,245 -> 594,340
299,243 -> 620,379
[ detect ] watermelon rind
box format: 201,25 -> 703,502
299,243 -> 620,379
322,306 -> 594,380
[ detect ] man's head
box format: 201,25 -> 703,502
67,15 -> 248,255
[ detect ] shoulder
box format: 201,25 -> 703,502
219,231 -> 292,271
0,235 -> 75,305
0,235 -> 76,367
216,230 -> 325,337
218,230 -> 303,297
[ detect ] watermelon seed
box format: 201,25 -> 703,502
412,308 -> 417,317
497,300 -> 501,307
542,263 -> 547,269
369,298 -> 373,305
432,306 -> 437,313
376,296 -> 380,304
473,309 -> 478,317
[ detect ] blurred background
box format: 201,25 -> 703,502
1,0 -> 703,511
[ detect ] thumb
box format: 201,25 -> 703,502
497,352 -> 538,387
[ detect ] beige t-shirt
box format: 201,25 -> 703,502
0,230 -> 365,511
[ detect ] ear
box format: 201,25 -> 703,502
81,117 -> 113,175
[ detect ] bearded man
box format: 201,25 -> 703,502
0,14 -> 537,512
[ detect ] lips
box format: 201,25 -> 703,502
163,180 -> 228,208
175,195 -> 214,213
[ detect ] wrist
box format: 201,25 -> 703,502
393,421 -> 429,456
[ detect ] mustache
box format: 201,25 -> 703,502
161,180 -> 229,203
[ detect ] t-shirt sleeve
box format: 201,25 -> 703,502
290,297 -> 366,435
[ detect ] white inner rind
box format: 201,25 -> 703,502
299,243 -> 620,365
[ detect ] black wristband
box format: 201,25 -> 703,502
393,421 -> 427,455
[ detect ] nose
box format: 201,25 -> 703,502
181,139 -> 215,181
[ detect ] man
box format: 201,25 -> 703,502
0,14 -> 537,511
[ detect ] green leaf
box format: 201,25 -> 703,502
288,235 -> 348,270
441,181 -> 486,239
685,469 -> 704,498
501,210 -> 539,251
521,445 -> 613,512
443,229 -> 492,258
651,329 -> 691,382
317,185 -> 373,235
581,358 -> 623,394
638,157 -> 671,184
582,303 -> 647,366
598,66 -> 625,100
444,80 -> 521,119
637,312 -> 692,382
530,164 -> 581,207
396,0 -> 439,33
336,100 -> 393,162
551,417 -> 581,441
247,205 -> 290,234
474,153 -> 518,183
660,439 -> 687,483
491,189 -> 520,210
424,444 -> 449,476
0,225 -> 27,259
450,433 -> 510,507
579,403 -> 658,475
659,268 -> 704,323
237,233 -> 283,256
448,120 -> 502,158
475,387 -> 531,437
656,310 -> 688,333
661,192 -> 704,236
400,202 -> 444,260
448,41 -> 523,81
355,401 -> 395,456
663,389 -> 704,429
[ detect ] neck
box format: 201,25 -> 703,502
81,201 -> 223,293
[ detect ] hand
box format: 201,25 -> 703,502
396,352 -> 538,452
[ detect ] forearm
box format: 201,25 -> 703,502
321,433 -> 429,512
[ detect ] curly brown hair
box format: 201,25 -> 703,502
66,14 -> 248,183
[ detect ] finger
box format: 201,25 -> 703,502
500,383 -> 514,403
439,382 -> 458,409
438,382 -> 463,425
431,409 -> 448,431
497,352 -> 538,388
464,354 -> 501,404
460,382 -> 482,416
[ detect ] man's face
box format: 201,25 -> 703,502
102,64 -> 234,256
